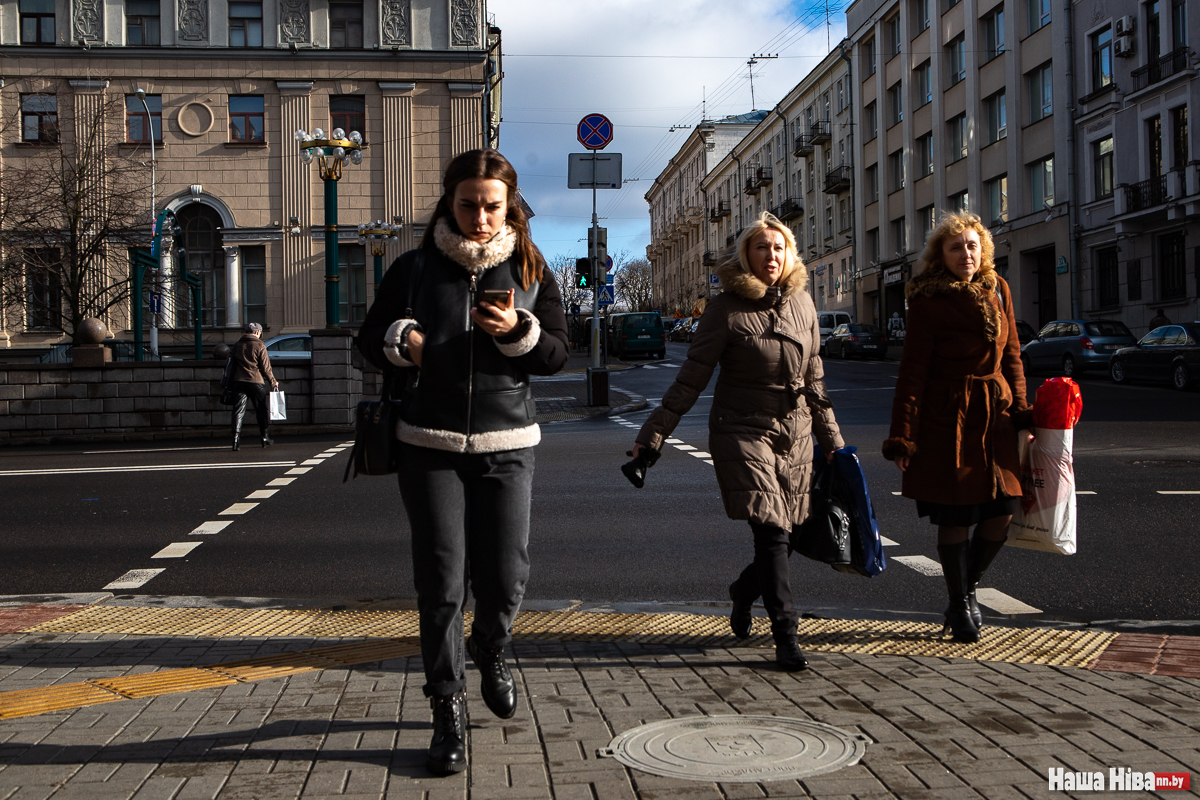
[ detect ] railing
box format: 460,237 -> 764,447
711,200 -> 731,219
773,199 -> 803,220
794,135 -> 813,156
744,176 -> 760,195
755,166 -> 773,186
1126,174 -> 1168,211
702,251 -> 717,266
726,233 -> 737,246
1131,47 -> 1192,92
37,341 -> 167,364
809,120 -> 832,143
823,164 -> 852,193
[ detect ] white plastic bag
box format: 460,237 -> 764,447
269,390 -> 287,421
1009,428 -> 1077,554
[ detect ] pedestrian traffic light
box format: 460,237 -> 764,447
588,227 -> 608,286
575,257 -> 591,288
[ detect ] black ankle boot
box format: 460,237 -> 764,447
231,434 -> 240,452
260,430 -> 273,447
774,634 -> 809,672
467,637 -> 516,719
937,542 -> 980,643
729,582 -> 753,640
426,691 -> 468,775
966,536 -> 1006,630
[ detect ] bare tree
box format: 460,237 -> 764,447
0,85 -> 151,341
546,253 -> 590,312
614,257 -> 653,312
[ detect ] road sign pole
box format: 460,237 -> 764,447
575,113 -> 615,406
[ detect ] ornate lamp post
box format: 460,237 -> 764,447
357,220 -> 403,290
295,126 -> 363,327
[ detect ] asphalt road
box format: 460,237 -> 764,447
2,341 -> 1198,628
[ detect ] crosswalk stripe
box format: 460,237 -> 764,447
188,521 -> 232,535
880,536 -> 899,546
151,542 -> 203,559
893,555 -> 943,576
976,588 -> 1042,614
102,569 -> 165,590
0,461 -> 295,477
219,503 -> 258,515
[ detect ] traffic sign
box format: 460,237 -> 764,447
710,273 -> 720,286
570,304 -> 581,316
148,292 -> 162,314
577,113 -> 614,150
598,285 -> 615,305
567,153 -> 622,189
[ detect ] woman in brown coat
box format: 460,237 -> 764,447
882,212 -> 1031,643
632,213 -> 844,671
228,322 -> 278,450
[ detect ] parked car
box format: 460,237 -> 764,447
37,339 -> 142,363
817,311 -> 852,353
670,317 -> 698,343
1110,323 -> 1200,390
1015,320 -> 1037,347
1020,319 -> 1136,377
825,323 -> 888,359
607,312 -> 666,359
262,333 -> 312,360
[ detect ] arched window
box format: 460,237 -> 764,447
175,203 -> 225,327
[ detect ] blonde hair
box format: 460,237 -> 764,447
916,211 -> 996,279
734,212 -> 804,282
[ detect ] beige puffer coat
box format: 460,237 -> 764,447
635,259 -> 844,530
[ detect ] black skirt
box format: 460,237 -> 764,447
916,496 -> 1019,527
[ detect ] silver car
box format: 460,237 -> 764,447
1021,319 -> 1135,377
262,333 -> 312,360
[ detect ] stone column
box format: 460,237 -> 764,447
69,80 -> 112,328
380,81 -> 415,254
224,246 -> 241,328
278,81 -> 314,331
308,328 -> 359,425
448,82 -> 483,157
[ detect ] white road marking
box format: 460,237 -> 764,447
893,555 -> 943,576
536,397 -> 575,401
286,467 -> 312,475
1157,490 -> 1200,495
300,459 -> 323,466
665,438 -> 684,444
0,461 -> 296,477
826,387 -> 896,392
689,451 -> 712,458
1076,491 -> 1096,495
103,569 -> 165,590
643,365 -> 659,370
703,460 -> 714,465
266,478 -> 296,487
83,446 -> 230,454
880,536 -> 900,547
675,445 -> 697,451
219,503 -> 259,515
152,542 -> 203,559
246,489 -> 278,499
189,520 -> 232,535
891,491 -> 902,496
976,588 -> 1042,614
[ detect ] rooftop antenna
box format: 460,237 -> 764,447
702,86 -> 706,122
824,0 -> 832,52
747,54 -> 778,111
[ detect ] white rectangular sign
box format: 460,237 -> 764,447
568,153 -> 622,189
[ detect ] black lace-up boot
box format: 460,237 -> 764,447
728,580 -> 753,640
467,637 -> 516,719
774,633 -> 809,672
426,691 -> 468,776
938,542 -> 981,643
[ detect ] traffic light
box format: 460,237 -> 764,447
575,257 -> 591,288
588,227 -> 608,286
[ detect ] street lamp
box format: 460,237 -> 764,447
357,220 -> 403,290
135,87 -> 158,358
295,126 -> 364,327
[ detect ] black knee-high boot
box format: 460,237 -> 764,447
231,393 -> 248,451
936,542 -> 979,643
966,536 -> 1006,630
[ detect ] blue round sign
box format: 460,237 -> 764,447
578,113 -> 614,150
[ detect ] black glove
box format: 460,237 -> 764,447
621,446 -> 661,489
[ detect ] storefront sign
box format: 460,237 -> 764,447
883,265 -> 905,285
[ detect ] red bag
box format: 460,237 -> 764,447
1032,377 -> 1082,430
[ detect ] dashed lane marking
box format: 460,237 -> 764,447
0,461 -> 296,477
689,451 -> 712,459
102,569 -> 166,590
1076,491 -> 1096,495
285,467 -> 312,475
893,555 -> 943,576
151,542 -> 203,559
267,478 -> 296,486
219,502 -> 259,515
83,446 -> 230,454
188,521 -> 232,535
976,588 -> 1043,614
1157,490 -> 1200,495
665,438 -> 684,444
300,459 -> 324,466
675,444 -> 697,451
246,489 -> 278,499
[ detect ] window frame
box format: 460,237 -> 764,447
887,15 -> 902,58
1029,0 -> 1051,32
20,93 -> 58,143
228,0 -> 263,47
125,94 -> 163,143
329,95 -> 365,141
865,101 -> 878,141
19,0 -> 55,44
866,164 -> 879,201
329,0 -> 363,48
1030,156 -> 1055,209
1091,26 -> 1113,91
863,38 -> 877,76
917,133 -> 934,176
985,90 -> 1007,144
949,189 -> 970,212
242,245 -> 267,327
125,0 -> 161,45
1096,246 -> 1119,307
948,113 -> 968,162
1093,135 -> 1114,199
986,174 -> 1008,225
983,9 -> 1006,61
24,249 -> 62,330
888,149 -> 906,193
888,83 -> 903,127
947,35 -> 967,85
1028,63 -> 1053,123
228,95 -> 265,143
915,61 -> 932,107
916,0 -> 930,31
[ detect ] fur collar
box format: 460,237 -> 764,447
716,257 -> 808,301
433,217 -> 517,274
906,263 -> 1002,341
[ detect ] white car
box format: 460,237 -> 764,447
817,312 -> 852,353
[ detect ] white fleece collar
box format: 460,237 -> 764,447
433,218 -> 518,274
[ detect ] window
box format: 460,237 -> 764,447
948,113 -> 968,162
1029,0 -> 1051,32
229,96 -> 265,142
809,216 -> 817,247
888,15 -> 902,57
949,189 -> 969,211
1127,258 -> 1142,301
948,36 -> 966,84
1171,105 -> 1188,168
918,205 -> 936,242
125,0 -> 160,44
242,246 -> 266,327
916,0 -> 930,31
915,61 -> 932,107
985,90 -> 1007,144
1147,0 -> 1161,61
864,38 -> 877,76
229,0 -> 262,46
330,1 -> 363,47
1159,232 -> 1187,300
823,92 -> 831,120
807,161 -> 815,192
866,164 -> 879,201
1093,136 -> 1114,198
20,94 -> 57,143
177,204 -> 226,327
1172,0 -> 1186,48
947,0 -> 960,9
839,198 -> 850,231
1030,156 -> 1054,209
867,228 -> 880,262
889,149 -> 906,192
986,175 -> 1008,224
865,101 -> 878,140
1091,26 -> 1113,90
126,94 -> 162,142
984,9 -> 1005,60
891,218 -> 908,253
888,83 -> 903,126
825,203 -> 833,236
19,0 -> 55,44
1028,63 -> 1053,122
25,250 -> 61,330
917,133 -> 933,176
330,96 -> 365,139
836,80 -> 845,113
995,255 -> 1009,279
1097,247 -> 1119,307
338,244 -> 367,323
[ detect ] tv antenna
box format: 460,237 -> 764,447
747,54 -> 778,111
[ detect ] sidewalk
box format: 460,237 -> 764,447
1,596 -> 1197,799
532,351 -> 647,423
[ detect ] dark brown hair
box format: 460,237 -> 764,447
421,148 -> 545,289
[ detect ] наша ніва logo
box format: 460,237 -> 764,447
1048,768 -> 1189,791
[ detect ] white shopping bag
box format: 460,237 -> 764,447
1009,428 -> 1077,554
269,390 -> 287,421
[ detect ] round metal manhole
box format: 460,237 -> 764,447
599,715 -> 867,783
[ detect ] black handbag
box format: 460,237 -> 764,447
218,358 -> 237,405
791,457 -> 853,566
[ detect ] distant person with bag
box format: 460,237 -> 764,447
1148,308 -> 1171,330
228,322 -> 278,451
882,212 -> 1032,643
627,213 -> 844,672
357,149 -> 568,777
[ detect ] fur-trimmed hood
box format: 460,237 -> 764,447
905,263 -> 1002,342
716,256 -> 808,301
433,217 -> 517,274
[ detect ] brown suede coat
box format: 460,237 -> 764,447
636,259 -> 843,530
229,335 -> 276,385
882,263 -> 1030,505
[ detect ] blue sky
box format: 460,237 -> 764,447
489,0 -> 850,265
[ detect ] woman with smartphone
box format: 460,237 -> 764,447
358,149 -> 568,776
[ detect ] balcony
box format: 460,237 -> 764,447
1131,47 -> 1192,92
824,164 -> 852,193
755,166 -> 774,187
773,199 -> 803,220
708,200 -> 731,221
1126,175 -> 1168,211
744,176 -> 760,195
809,120 -> 832,144
794,134 -> 813,157
702,250 -> 717,266
684,204 -> 703,223
726,232 -> 737,246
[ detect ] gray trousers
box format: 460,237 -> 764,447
398,443 -> 534,697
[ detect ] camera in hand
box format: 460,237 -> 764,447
621,446 -> 661,489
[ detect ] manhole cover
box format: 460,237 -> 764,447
599,715 -> 867,783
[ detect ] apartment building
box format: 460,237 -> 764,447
1,0 -> 499,351
848,0 -> 1072,330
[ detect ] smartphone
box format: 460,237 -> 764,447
477,289 -> 510,308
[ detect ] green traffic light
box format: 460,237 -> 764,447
577,274 -> 590,289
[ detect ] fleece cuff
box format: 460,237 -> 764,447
383,318 -> 421,368
495,309 -> 540,357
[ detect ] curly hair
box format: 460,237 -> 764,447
733,211 -> 803,282
915,211 -> 996,279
